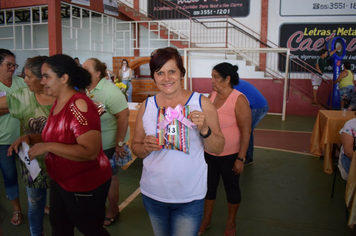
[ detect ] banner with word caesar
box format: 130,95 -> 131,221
280,0 -> 356,16
148,0 -> 250,19
279,23 -> 356,72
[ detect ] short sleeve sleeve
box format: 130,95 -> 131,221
340,118 -> 356,137
69,100 -> 101,138
105,86 -> 128,115
7,88 -> 29,120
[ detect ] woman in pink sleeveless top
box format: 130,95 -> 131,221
199,62 -> 251,236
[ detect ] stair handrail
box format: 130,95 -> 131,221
192,15 -> 333,81
191,15 -> 333,106
117,2 -> 332,84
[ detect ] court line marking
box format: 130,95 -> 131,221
255,146 -> 318,156
255,128 -> 312,134
119,187 -> 141,212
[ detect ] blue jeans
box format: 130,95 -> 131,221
246,105 -> 269,161
341,153 -> 351,174
27,187 -> 47,236
0,145 -> 19,200
122,80 -> 132,102
142,194 -> 204,236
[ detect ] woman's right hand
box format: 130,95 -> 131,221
143,135 -> 161,155
232,159 -> 244,174
7,135 -> 30,156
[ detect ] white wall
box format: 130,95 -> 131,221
188,52 -> 268,79
0,5 -> 116,73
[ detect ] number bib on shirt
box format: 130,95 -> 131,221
156,105 -> 191,154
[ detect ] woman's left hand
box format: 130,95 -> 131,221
115,145 -> 128,160
232,159 -> 244,174
28,143 -> 49,160
189,111 -> 207,133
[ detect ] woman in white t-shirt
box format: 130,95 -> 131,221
340,117 -> 356,174
119,59 -> 132,102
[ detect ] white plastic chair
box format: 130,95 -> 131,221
338,146 -> 349,181
331,146 -> 348,198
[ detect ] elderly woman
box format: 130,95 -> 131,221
4,56 -> 55,236
83,58 -> 130,226
10,54 -> 112,236
131,47 -> 224,236
119,59 -> 133,102
0,48 -> 26,226
198,63 -> 251,236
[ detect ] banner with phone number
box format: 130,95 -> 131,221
148,0 -> 250,19
280,0 -> 356,16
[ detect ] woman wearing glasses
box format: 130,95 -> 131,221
4,56 -> 55,236
132,47 -> 225,236
0,48 -> 26,226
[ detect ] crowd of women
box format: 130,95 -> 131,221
0,47 -> 269,236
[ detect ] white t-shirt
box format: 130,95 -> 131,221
340,117 -> 356,155
140,92 -> 207,203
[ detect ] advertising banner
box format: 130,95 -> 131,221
280,0 -> 356,16
104,0 -> 118,16
148,0 -> 250,19
279,23 -> 356,72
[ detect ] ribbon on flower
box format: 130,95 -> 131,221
157,104 -> 195,130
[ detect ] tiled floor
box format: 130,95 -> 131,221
0,115 -> 354,236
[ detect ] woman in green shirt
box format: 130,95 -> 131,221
0,56 -> 55,236
0,48 -> 27,226
83,58 -> 130,226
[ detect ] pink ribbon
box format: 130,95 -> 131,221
157,104 -> 195,130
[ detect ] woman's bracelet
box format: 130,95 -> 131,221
236,157 -> 246,163
200,126 -> 211,139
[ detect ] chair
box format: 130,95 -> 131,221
331,146 -> 349,220
331,146 -> 348,198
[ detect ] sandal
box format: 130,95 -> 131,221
223,229 -> 236,236
103,212 -> 120,227
11,211 -> 22,226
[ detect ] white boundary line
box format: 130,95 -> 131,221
118,187 -> 141,212
255,146 -> 318,157
255,128 -> 313,134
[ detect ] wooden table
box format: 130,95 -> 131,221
310,110 -> 355,174
128,103 -> 139,144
